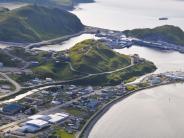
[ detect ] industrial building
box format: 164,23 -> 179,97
2,103 -> 25,115
18,112 -> 69,133
18,119 -> 49,133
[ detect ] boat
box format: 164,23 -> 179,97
159,17 -> 168,20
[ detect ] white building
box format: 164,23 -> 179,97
26,119 -> 49,130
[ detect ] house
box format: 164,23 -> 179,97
87,99 -> 99,109
0,62 -> 4,68
2,103 -> 25,115
31,61 -> 39,67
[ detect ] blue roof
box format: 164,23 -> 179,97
3,103 -> 24,113
20,125 -> 40,133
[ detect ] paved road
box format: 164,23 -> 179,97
0,72 -> 21,93
26,30 -> 87,49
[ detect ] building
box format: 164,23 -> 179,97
46,78 -> 53,82
28,115 -> 50,121
19,112 -> 69,133
149,76 -> 161,85
31,61 -> 39,67
19,119 -> 49,133
26,119 -> 49,129
2,103 -> 25,115
1,85 -> 11,90
0,62 -> 4,68
48,114 -> 66,124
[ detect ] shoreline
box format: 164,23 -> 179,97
77,81 -> 181,138
1,25 -> 184,54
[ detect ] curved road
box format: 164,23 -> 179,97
0,72 -> 21,98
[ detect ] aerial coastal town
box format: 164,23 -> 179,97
0,0 -> 184,138
0,25 -> 183,138
0,46 -> 184,138
0,24 -> 183,137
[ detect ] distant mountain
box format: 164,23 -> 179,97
124,25 -> 184,46
0,5 -> 84,42
0,0 -> 95,8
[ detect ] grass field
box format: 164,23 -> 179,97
52,128 -> 75,138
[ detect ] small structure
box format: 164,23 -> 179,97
1,85 -> 11,90
0,62 -> 4,68
2,103 -> 25,115
149,76 -> 161,85
48,114 -> 65,124
46,78 -> 53,82
31,61 -> 39,67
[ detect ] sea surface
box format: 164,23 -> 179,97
89,83 -> 184,138
72,0 -> 184,30
34,34 -> 98,51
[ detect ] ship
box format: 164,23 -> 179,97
159,17 -> 168,20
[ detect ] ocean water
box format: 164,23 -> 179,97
72,0 -> 184,30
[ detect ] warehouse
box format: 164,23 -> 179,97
18,112 -> 69,133
48,114 -> 66,124
18,119 -> 49,133
28,114 -> 51,121
26,119 -> 49,130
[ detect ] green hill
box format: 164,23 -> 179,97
32,40 -> 156,85
124,25 -> 184,46
0,5 -> 84,42
69,39 -> 131,74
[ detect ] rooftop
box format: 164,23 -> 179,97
26,119 -> 49,128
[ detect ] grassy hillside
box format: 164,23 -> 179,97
32,40 -> 156,85
33,40 -> 131,79
71,61 -> 156,86
69,39 -> 131,74
124,25 -> 184,46
0,5 -> 84,42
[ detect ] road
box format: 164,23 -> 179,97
3,49 -> 30,69
26,30 -> 87,49
0,72 -> 21,93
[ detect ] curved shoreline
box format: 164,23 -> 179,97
77,82 -> 181,138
